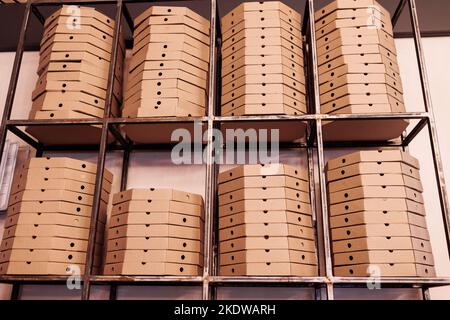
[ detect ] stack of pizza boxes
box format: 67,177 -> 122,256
104,188 -> 204,275
27,5 -> 124,144
327,150 -> 435,277
315,0 -> 408,141
221,1 -> 307,116
218,164 -> 317,276
122,6 -> 210,120
0,157 -> 113,275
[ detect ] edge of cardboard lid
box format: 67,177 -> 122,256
113,188 -> 203,205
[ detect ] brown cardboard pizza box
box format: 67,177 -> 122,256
105,249 -> 203,266
327,161 -> 420,182
316,16 -> 393,39
12,166 -> 110,185
8,189 -> 108,207
131,41 -> 209,63
222,9 -> 300,34
219,199 -> 312,217
103,261 -> 202,276
107,237 -> 203,253
110,211 -> 203,229
113,188 -> 203,206
331,224 -> 430,241
333,263 -> 435,277
333,249 -> 434,266
126,68 -> 207,91
25,157 -> 112,178
219,223 -> 314,242
329,185 -> 424,205
316,3 -> 390,25
221,93 -> 306,116
219,164 -> 308,183
222,18 -> 301,43
30,97 -> 114,119
32,81 -> 108,104
40,27 -> 114,52
134,24 -> 209,46
318,51 -> 399,74
222,26 -> 303,51
39,35 -> 115,59
219,187 -> 310,205
222,36 -> 302,60
222,83 -> 305,105
320,85 -> 403,107
328,150 -> 420,170
315,0 -> 390,21
2,224 -> 103,241
218,175 -> 309,195
0,261 -> 90,275
327,104 -> 397,114
222,63 -> 305,87
136,14 -> 209,36
125,86 -> 205,108
108,224 -> 203,241
133,32 -> 209,55
317,26 -> 394,49
222,73 -> 305,96
319,73 -> 403,95
332,236 -> 432,253
220,236 -> 316,254
219,262 -> 317,276
223,1 -> 301,24
134,5 -> 209,28
44,5 -> 115,29
4,212 -> 93,230
42,61 -> 117,82
122,100 -> 205,118
330,198 -> 426,216
219,211 -> 313,229
222,55 -> 303,77
220,249 -> 317,266
7,200 -> 108,223
0,236 -> 102,253
0,249 -> 102,267
43,14 -> 114,39
329,211 -> 427,229
111,200 -> 203,218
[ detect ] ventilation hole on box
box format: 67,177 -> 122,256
346,230 -> 351,236
50,113 -> 54,117
264,235 -> 269,240
345,205 -> 349,210
263,210 -> 268,214
183,242 -> 187,247
76,207 -> 81,212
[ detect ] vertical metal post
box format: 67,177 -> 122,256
202,0 -> 218,300
82,0 -> 123,300
408,0 -> 450,257
10,284 -> 21,300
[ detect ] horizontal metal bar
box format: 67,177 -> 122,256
209,276 -> 328,285
0,275 -> 75,284
90,275 -> 204,284
108,117 -> 208,125
332,277 -> 450,288
7,119 -> 104,126
216,115 -> 316,122
321,112 -> 429,121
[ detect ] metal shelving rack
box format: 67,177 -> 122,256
0,0 -> 449,301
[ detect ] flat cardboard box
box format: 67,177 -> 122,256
220,236 -> 316,254
319,73 -> 403,95
329,211 -> 427,229
326,104 -> 398,114
220,249 -> 317,266
43,61 -> 114,81
103,261 -> 202,276
222,10 -> 300,34
333,249 -> 434,266
113,188 -> 203,206
0,236 -> 101,253
328,150 -> 420,170
219,223 -> 314,242
132,32 -> 209,56
327,161 -> 420,182
44,5 -> 115,30
219,262 -> 317,276
222,25 -> 302,49
111,200 -> 203,218
4,212 -> 93,230
133,24 -> 210,46
316,17 -> 393,39
315,0 -> 390,21
24,157 -> 111,178
219,164 -> 308,183
105,249 -> 203,266
334,263 -> 435,277
330,198 -> 426,216
39,35 -> 114,59
122,100 -> 205,118
222,63 -> 304,86
331,223 -> 430,241
41,26 -> 113,51
327,174 -> 423,194
219,187 -> 310,205
222,83 -> 305,105
110,212 -> 203,229
2,224 -> 101,241
0,261 -> 89,275
320,85 -> 403,107
134,6 -> 209,29
223,2 -> 301,24
221,94 -> 307,116
9,189 -> 97,207
32,80 -> 108,103
332,236 -> 432,253
318,51 -> 398,74
107,237 -> 202,253
219,211 -> 312,229
219,199 -> 312,217
329,185 -> 424,205
218,175 -> 309,195
108,224 -> 203,241
131,41 -> 209,63
136,14 -> 209,35
126,68 -> 207,91
0,249 -> 90,265
43,15 -> 114,39
222,54 -> 303,77
31,95 -> 108,117
222,73 -> 305,96
125,87 -> 205,108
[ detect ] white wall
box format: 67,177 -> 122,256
0,36 -> 449,300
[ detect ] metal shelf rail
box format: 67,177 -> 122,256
0,0 -> 448,301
